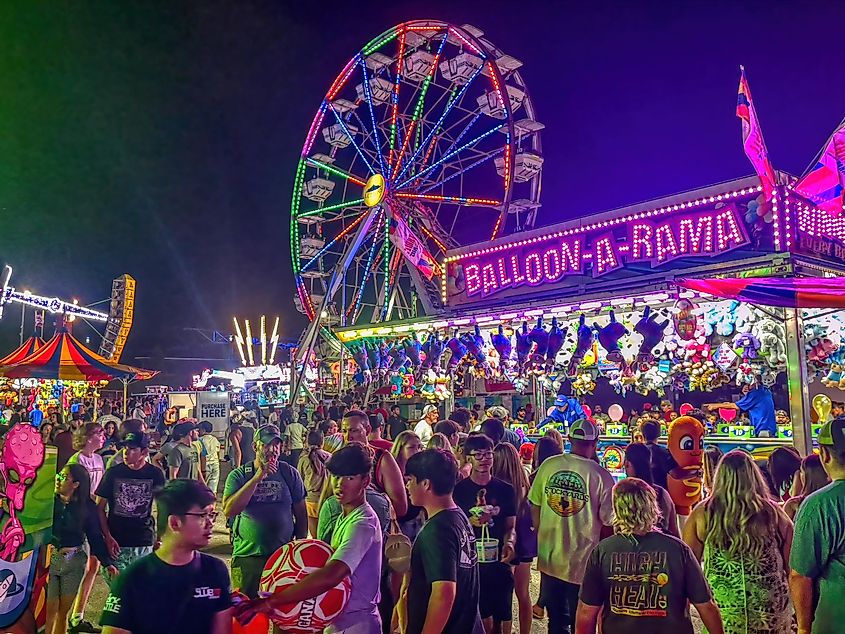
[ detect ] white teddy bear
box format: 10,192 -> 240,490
755,319 -> 787,367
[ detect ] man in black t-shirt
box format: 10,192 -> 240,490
640,419 -> 675,490
101,479 -> 231,634
96,432 -> 166,582
386,405 -> 407,441
576,478 -> 723,634
453,434 -> 517,633
404,448 -> 482,634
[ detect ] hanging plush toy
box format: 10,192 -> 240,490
528,318 -> 550,367
446,330 -> 468,372
545,318 -> 567,371
594,310 -> 629,364
634,306 -> 669,368
377,341 -> 392,376
568,314 -> 595,376
666,415 -> 704,516
491,325 -> 513,369
365,342 -> 379,374
404,334 -> 423,369
350,344 -> 372,382
460,325 -> 488,367
732,332 -> 761,361
754,320 -> 787,367
389,344 -> 408,372
421,331 -> 446,370
515,322 -> 533,372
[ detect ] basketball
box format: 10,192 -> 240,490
258,539 -> 351,632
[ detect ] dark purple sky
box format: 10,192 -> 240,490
2,0 -> 843,368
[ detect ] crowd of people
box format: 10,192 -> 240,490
26,393 -> 845,634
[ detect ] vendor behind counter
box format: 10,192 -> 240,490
705,380 -> 776,438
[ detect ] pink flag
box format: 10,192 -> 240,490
737,67 -> 777,201
389,214 -> 441,280
794,122 -> 845,216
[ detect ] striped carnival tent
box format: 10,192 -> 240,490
0,336 -> 45,366
0,330 -> 157,382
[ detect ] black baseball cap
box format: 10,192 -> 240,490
818,418 -> 845,451
172,421 -> 199,440
122,432 -> 150,449
257,424 -> 282,444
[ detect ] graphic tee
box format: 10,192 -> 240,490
68,451 -> 106,496
407,508 -> 480,634
329,502 -> 383,630
223,461 -> 306,557
527,453 -> 615,583
100,552 -> 231,634
96,462 -> 166,547
453,477 -> 517,546
579,531 -> 712,634
790,480 -> 845,634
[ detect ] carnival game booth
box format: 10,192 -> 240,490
0,329 -> 158,416
332,175 -> 845,458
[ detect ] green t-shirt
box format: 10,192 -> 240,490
790,479 -> 845,634
223,461 -> 306,558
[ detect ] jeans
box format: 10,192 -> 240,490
205,461 -> 220,495
540,573 -> 580,634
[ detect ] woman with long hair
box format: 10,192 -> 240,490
683,450 -> 794,633
531,436 -> 563,620
493,443 -> 535,634
426,432 -> 452,452
47,464 -> 116,634
390,430 -> 423,472
701,445 -> 724,498
783,454 -> 830,520
623,443 -> 680,537
100,420 -> 119,456
768,446 -> 802,500
297,429 -> 330,537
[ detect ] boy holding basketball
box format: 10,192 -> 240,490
237,442 -> 383,634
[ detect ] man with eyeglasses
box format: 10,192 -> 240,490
223,424 -> 308,599
100,479 -> 231,634
453,434 -> 517,634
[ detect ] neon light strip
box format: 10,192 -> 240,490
388,30 -> 407,170
391,29 -> 449,180
359,56 -> 387,175
350,211 -> 384,318
445,186 -> 764,262
396,123 -> 506,189
395,193 -> 500,206
298,198 -> 365,219
363,27 -> 398,55
394,63 -> 485,184
416,220 -> 448,253
383,210 -> 391,318
328,55 -> 360,100
327,103 -> 377,176
302,103 -> 328,157
447,26 -> 484,57
290,158 -> 307,273
419,147 -> 502,194
489,139 -> 511,241
306,158 -> 366,186
301,211 -> 368,272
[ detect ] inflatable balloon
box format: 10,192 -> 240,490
607,404 -> 624,422
259,539 -> 351,632
813,394 -> 833,423
568,315 -> 595,376
718,407 -> 737,423
581,404 -> 592,419
666,416 -> 704,516
679,403 -> 693,417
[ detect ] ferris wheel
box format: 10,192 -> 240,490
291,20 -> 544,329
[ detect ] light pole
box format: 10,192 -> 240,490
18,290 -> 29,345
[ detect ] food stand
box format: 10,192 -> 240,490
332,175 -> 845,457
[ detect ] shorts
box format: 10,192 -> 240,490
306,500 -> 320,519
231,554 -> 270,598
478,561 -> 514,622
102,546 -> 153,587
48,546 -> 88,599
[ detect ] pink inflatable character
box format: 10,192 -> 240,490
0,424 -> 45,560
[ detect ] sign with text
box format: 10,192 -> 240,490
445,198 -> 767,307
197,391 -> 229,440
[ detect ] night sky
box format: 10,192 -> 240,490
2,1 -> 844,378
